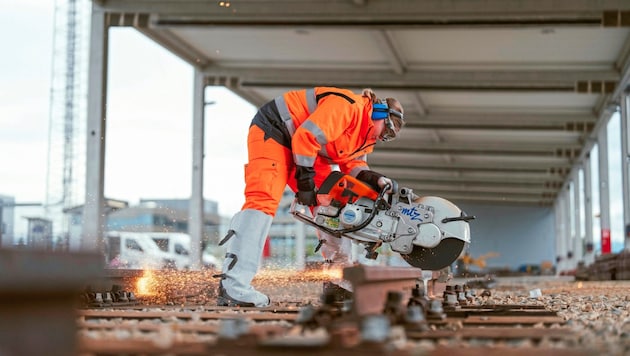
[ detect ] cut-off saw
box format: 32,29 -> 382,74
291,171 -> 475,270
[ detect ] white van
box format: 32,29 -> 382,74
148,232 -> 222,270
106,231 -> 221,270
105,231 -> 169,269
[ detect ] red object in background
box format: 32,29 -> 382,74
601,228 -> 611,254
262,236 -> 271,258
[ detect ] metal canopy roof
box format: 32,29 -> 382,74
95,0 -> 630,206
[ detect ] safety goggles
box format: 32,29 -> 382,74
379,116 -> 398,142
372,102 -> 404,142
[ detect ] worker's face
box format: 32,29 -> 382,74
373,117 -> 399,142
372,119 -> 385,140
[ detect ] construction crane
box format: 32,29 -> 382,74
46,0 -> 90,243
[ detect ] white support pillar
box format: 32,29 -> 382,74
189,70 -> 205,270
621,93 -> 630,250
563,187 -> 572,271
598,126 -> 612,254
555,191 -> 568,274
572,172 -> 583,264
583,156 -> 595,264
83,4 -> 108,253
553,198 -> 562,274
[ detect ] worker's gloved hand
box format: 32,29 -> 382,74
296,189 -> 318,206
377,176 -> 395,194
295,165 -> 318,206
357,170 -> 396,193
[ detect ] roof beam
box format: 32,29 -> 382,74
402,187 -> 555,205
372,30 -> 406,74
405,112 -> 596,128
373,167 -> 564,185
135,27 -> 210,66
198,67 -> 618,91
402,181 -> 558,195
97,0 -> 630,27
368,151 -> 572,171
412,92 -> 428,116
428,193 -> 554,206
375,143 -> 582,157
612,31 -> 630,100
395,127 -> 582,144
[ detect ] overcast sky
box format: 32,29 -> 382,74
0,0 -> 253,238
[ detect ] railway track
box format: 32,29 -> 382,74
75,265 -> 596,356
76,303 -> 579,355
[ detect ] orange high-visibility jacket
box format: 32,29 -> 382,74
253,87 -> 377,177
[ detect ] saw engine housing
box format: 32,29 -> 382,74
291,171 -> 473,270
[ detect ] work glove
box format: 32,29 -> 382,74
357,170 -> 396,194
377,176 -> 395,194
295,165 -> 318,206
296,190 -> 318,206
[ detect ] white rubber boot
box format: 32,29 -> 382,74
217,209 -> 271,307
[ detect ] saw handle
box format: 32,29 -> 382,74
441,213 -> 476,224
385,180 -> 398,205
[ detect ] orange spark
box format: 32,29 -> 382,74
135,269 -> 158,296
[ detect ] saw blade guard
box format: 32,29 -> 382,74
400,196 -> 471,270
414,196 -> 471,245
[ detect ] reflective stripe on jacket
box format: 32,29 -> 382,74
251,87 -> 375,176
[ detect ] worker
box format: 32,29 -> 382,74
216,87 -> 405,307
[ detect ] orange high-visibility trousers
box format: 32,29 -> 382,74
242,125 -> 332,216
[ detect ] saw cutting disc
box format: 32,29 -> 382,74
400,238 -> 467,270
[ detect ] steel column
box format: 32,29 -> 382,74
598,125 -> 612,254
554,191 -> 567,274
189,70 -> 205,270
572,173 -> 583,263
553,196 -> 562,274
583,156 -> 595,264
621,93 -> 630,250
83,4 -> 108,252
563,187 -> 572,271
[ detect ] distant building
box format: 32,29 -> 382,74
65,198 -> 221,250
0,195 -> 15,247
109,199 -> 221,243
64,198 -> 129,250
140,198 -> 218,215
24,217 -> 53,250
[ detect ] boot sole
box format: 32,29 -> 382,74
217,294 -> 256,307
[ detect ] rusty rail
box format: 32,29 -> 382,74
343,265 -> 422,316
75,265 -> 593,355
